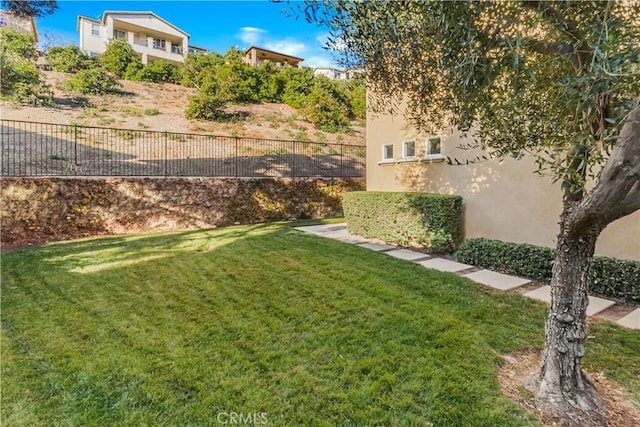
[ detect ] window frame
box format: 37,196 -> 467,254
401,139 -> 416,159
90,23 -> 100,36
424,136 -> 444,159
379,143 -> 395,164
153,38 -> 166,50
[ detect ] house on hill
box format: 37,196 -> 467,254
243,45 -> 303,68
77,10 -> 201,64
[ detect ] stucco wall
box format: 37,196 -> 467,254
1,177 -> 364,248
366,111 -> 640,261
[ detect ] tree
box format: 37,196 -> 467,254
100,39 -> 142,78
45,45 -> 95,73
1,0 -> 57,17
299,0 -> 640,412
0,27 -> 52,104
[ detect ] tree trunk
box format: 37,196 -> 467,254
537,205 -> 603,410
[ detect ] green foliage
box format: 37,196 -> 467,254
0,27 -> 38,60
181,52 -> 223,88
455,238 -> 640,302
100,39 -> 142,78
343,191 -> 463,252
0,28 -> 52,105
302,77 -> 351,132
45,45 -> 95,72
185,83 -> 228,121
281,66 -> 315,108
131,60 -> 181,83
1,0 -> 58,17
63,68 -> 120,95
144,108 -> 160,116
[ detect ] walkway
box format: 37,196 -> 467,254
295,223 -> 639,330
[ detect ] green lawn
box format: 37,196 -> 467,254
2,222 -> 639,426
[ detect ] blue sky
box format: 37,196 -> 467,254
35,0 -> 339,67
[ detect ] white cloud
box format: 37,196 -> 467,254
304,55 -> 337,68
238,27 -> 267,46
264,40 -> 305,57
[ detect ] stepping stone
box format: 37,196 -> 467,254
322,229 -> 371,244
616,309 -> 640,330
295,224 -> 342,234
418,258 -> 473,273
385,249 -> 429,261
358,242 -> 397,251
463,270 -> 530,291
523,286 -> 616,316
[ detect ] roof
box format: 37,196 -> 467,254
245,45 -> 304,62
78,11 -> 190,37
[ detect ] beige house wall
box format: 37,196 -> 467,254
366,109 -> 640,261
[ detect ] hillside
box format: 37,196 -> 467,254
0,71 -> 365,146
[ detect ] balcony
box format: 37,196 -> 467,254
133,35 -> 147,47
171,45 -> 183,55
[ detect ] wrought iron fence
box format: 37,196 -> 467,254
0,120 -> 366,178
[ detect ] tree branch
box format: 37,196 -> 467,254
521,0 -> 591,72
525,39 -> 581,71
569,107 -> 640,234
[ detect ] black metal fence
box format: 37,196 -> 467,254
0,120 -> 366,178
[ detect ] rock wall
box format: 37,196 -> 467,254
1,177 -> 365,247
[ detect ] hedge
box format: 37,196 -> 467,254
343,191 -> 463,253
455,238 -> 640,302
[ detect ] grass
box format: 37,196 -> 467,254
2,222 -> 638,426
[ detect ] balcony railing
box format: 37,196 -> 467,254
133,36 -> 147,47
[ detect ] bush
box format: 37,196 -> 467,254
0,28 -> 52,105
63,68 -> 120,95
343,191 -> 463,252
100,39 -> 142,78
185,91 -> 227,121
455,238 -> 640,302
45,45 -> 95,73
132,60 -> 181,83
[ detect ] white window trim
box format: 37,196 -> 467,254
378,143 -> 395,164
90,23 -> 100,36
424,136 -> 445,160
401,139 -> 417,160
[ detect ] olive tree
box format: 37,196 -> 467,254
297,0 -> 640,411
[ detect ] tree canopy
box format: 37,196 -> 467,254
1,0 -> 57,17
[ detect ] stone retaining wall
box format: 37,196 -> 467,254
1,177 -> 365,247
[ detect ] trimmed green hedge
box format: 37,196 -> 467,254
455,238 -> 640,302
343,191 -> 463,252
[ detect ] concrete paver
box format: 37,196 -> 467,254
524,286 -> 616,316
418,258 -> 473,273
616,309 -> 640,330
358,242 -> 397,251
385,249 -> 430,261
463,269 -> 530,291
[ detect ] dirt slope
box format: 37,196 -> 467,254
0,71 -> 365,146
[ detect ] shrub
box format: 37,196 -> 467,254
185,91 -> 227,121
144,108 -> 160,116
63,68 -> 120,95
100,39 -> 142,78
455,238 -> 640,302
133,60 -> 181,83
45,45 -> 95,73
343,191 -> 463,252
0,28 -> 52,105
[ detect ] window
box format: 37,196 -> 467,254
88,51 -> 99,58
425,136 -> 442,156
153,38 -> 166,50
91,23 -> 100,36
381,144 -> 394,161
113,29 -> 126,40
402,140 -> 416,158
171,44 -> 183,54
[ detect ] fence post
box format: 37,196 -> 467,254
235,136 -> 239,178
164,131 -> 168,177
340,144 -> 344,177
292,140 -> 296,178
74,124 -> 78,166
